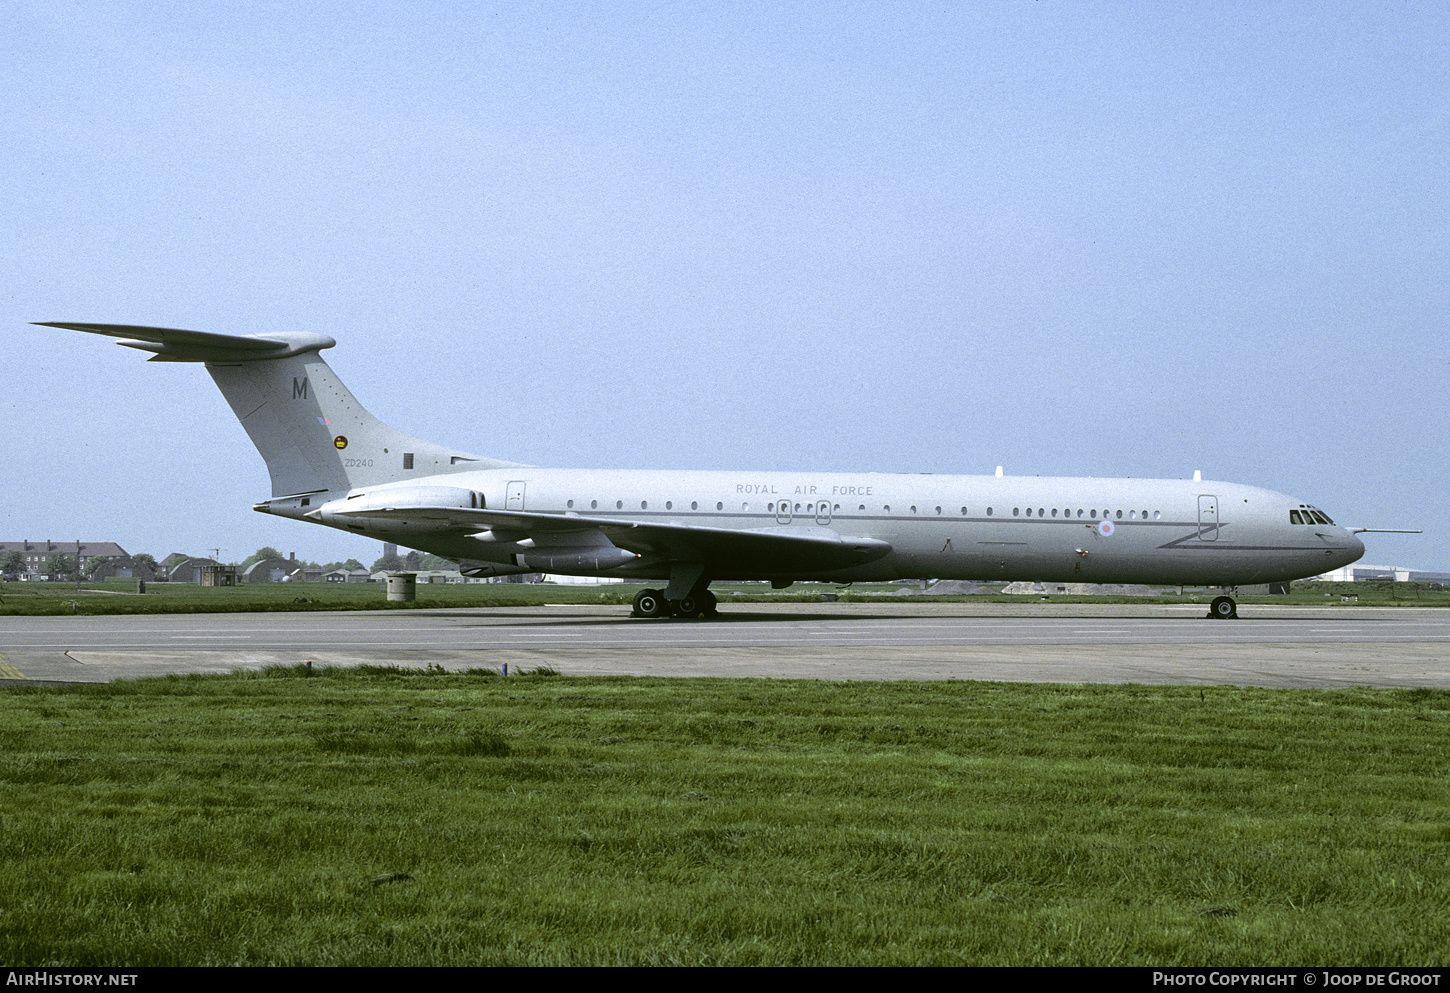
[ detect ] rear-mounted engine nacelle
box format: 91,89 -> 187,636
308,485 -> 485,532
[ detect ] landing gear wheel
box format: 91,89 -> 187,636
1208,596 -> 1238,619
632,588 -> 668,618
671,588 -> 719,620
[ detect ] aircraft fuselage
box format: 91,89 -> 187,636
39,322 -> 1372,611
268,468 -> 1366,587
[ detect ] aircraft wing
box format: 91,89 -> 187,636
330,504 -> 893,573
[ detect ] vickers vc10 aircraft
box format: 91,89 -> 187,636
41,322 -> 1379,619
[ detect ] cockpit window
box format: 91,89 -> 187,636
1294,506 -> 1336,525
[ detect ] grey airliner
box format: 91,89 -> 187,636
41,322 -> 1373,619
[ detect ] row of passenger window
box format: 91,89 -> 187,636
566,499 -> 727,511
559,499 -> 1160,520
556,498 -> 1336,528
992,507 -> 1160,520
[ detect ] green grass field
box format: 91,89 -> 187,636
2,667 -> 1447,965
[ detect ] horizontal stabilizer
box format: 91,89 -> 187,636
34,322 -> 335,362
44,320 -> 517,496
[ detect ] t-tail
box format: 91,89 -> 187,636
36,323 -> 520,499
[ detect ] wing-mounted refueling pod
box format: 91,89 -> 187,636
510,530 -> 641,572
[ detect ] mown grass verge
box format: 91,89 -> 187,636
2,669 -> 1447,965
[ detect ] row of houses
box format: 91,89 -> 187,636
166,553 -> 396,585
3,545 -> 380,585
168,559 -> 499,585
216,557 -> 499,585
1,540 -> 130,580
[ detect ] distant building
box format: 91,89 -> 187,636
199,563 -> 240,587
370,569 -> 491,584
164,557 -> 240,585
167,557 -> 221,583
415,570 -> 457,584
159,552 -> 193,575
1,540 -> 129,580
1317,564 -> 1450,584
242,553 -> 303,583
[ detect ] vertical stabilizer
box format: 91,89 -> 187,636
36,323 -> 520,497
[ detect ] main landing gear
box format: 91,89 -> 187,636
1208,596 -> 1239,619
631,587 -> 718,619
632,563 -> 719,619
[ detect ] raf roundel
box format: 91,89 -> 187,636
1097,520 -> 1115,537
333,436 -> 348,450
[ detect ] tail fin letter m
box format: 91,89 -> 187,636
293,377 -> 309,400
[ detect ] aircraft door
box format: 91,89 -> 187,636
775,500 -> 792,525
506,481 -> 527,512
1197,495 -> 1219,540
815,501 -> 832,526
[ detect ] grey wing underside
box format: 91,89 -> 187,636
344,506 -> 893,573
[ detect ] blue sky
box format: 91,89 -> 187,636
3,1 -> 1445,570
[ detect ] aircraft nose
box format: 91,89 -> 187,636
1339,531 -> 1366,568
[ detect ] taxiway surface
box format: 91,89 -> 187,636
3,602 -> 1447,688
